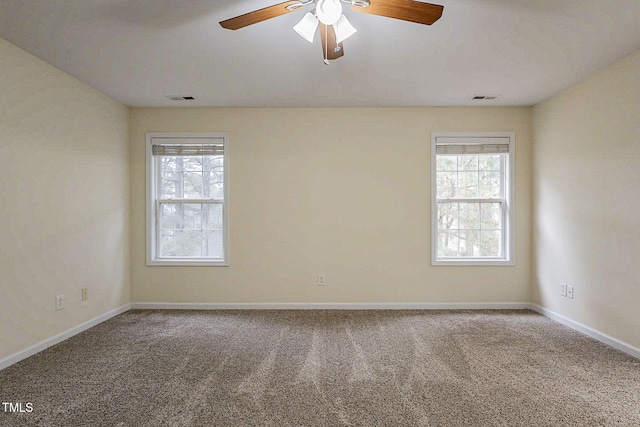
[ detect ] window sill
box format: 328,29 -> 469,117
147,259 -> 229,267
432,258 -> 514,267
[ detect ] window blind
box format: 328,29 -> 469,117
435,137 -> 510,155
152,144 -> 224,156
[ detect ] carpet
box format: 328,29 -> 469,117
1,309 -> 639,426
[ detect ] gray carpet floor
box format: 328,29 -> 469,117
1,309 -> 639,426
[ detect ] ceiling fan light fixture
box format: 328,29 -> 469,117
333,14 -> 357,43
220,0 -> 444,62
316,0 -> 342,25
293,12 -> 319,43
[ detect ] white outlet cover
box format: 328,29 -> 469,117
318,274 -> 326,286
560,282 -> 567,297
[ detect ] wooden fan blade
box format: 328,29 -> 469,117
220,1 -> 303,30
319,24 -> 344,61
351,0 -> 444,26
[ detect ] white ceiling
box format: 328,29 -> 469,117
2,0 -> 640,107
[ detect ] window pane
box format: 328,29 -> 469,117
480,203 -> 502,230
458,203 -> 480,230
204,204 -> 223,230
480,231 -> 501,257
159,155 -> 224,200
202,155 -> 222,171
478,155 -> 500,171
457,172 -> 478,197
436,172 -> 457,198
160,156 -> 178,172
437,155 -> 457,171
160,203 -> 182,229
204,230 -> 224,258
437,203 -> 458,231
458,230 -> 480,256
459,155 -> 478,171
160,229 -> 180,257
160,203 -> 201,230
183,171 -> 204,198
182,204 -> 201,229
159,203 -> 225,259
182,156 -> 203,172
208,166 -> 224,199
159,230 -> 203,257
437,202 -> 500,259
436,154 -> 505,200
160,171 -> 181,198
438,231 -> 459,257
479,171 -> 501,198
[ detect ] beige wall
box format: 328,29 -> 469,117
130,107 -> 532,304
532,50 -> 640,349
2,28 -> 638,364
0,39 -> 130,360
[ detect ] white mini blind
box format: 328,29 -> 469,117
435,137 -> 510,155
152,144 -> 224,156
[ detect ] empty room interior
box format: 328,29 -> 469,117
1,0 -> 639,425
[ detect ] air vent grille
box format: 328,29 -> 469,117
166,96 -> 195,101
471,95 -> 500,101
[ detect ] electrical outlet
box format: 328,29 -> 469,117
56,295 -> 64,311
567,285 -> 574,299
82,288 -> 88,301
317,274 -> 326,286
560,282 -> 567,297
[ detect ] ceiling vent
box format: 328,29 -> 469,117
471,95 -> 500,101
166,96 -> 195,101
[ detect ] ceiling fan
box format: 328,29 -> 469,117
220,0 -> 444,64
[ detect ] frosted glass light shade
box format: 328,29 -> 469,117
293,12 -> 319,43
316,0 -> 342,25
333,14 -> 357,43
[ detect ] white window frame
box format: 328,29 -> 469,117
431,132 -> 515,266
146,132 -> 229,266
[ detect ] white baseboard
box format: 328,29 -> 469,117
529,304 -> 640,360
0,304 -> 131,371
130,302 -> 531,310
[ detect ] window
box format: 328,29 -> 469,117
146,133 -> 229,266
431,132 -> 514,265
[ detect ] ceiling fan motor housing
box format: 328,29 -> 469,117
316,0 -> 342,24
